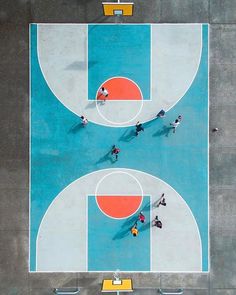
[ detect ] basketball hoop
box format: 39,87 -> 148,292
102,0 -> 134,16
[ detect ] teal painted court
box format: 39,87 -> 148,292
30,24 -> 208,272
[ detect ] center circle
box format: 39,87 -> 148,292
96,77 -> 143,125
95,171 -> 143,219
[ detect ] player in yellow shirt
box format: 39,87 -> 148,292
131,223 -> 139,237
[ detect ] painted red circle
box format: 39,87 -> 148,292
96,195 -> 142,218
97,77 -> 142,101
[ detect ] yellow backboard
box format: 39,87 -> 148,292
101,279 -> 133,292
102,2 -> 134,16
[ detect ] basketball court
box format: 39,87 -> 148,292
30,23 -> 208,272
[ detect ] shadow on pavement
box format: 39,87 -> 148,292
68,122 -> 83,133
142,117 -> 158,129
152,125 -> 172,137
121,215 -> 138,228
139,221 -> 151,232
141,202 -> 151,212
85,101 -> 96,109
96,147 -> 117,164
112,228 -> 130,240
119,129 -> 136,142
113,215 -> 138,240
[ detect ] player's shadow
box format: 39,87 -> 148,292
121,215 -> 138,228
112,216 -> 138,240
65,60 -> 97,71
152,197 -> 163,208
65,61 -> 86,71
85,101 -> 96,109
119,129 -> 136,142
112,228 -> 130,240
96,148 -> 116,164
96,99 -> 106,106
68,122 -> 84,134
142,117 -> 158,129
139,221 -> 151,232
112,219 -> 151,239
152,125 -> 172,137
140,202 -> 151,212
85,100 -> 105,109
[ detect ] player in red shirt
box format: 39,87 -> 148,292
111,145 -> 120,161
138,211 -> 145,223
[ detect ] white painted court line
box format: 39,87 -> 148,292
94,170 -> 144,220
34,168 -> 203,272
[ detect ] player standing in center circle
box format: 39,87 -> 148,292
98,86 -> 109,103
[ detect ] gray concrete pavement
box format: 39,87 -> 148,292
1,0 -> 236,294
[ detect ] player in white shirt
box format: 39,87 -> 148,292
170,119 -> 180,133
80,115 -> 88,126
98,86 -> 109,103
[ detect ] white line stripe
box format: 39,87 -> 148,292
150,194 -> 152,271
207,23 -> 210,273
86,24 -> 88,111
86,193 -> 88,271
31,23 -> 209,26
29,23 -> 32,272
94,171 -> 143,220
150,25 -> 152,101
34,167 -> 204,272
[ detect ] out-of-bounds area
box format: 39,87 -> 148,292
30,24 -> 208,272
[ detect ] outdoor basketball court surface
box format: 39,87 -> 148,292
30,24 -> 208,272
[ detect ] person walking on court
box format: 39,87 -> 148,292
177,115 -> 182,121
98,86 -> 109,103
131,223 -> 139,237
111,145 -> 120,161
159,197 -> 166,206
138,211 -> 145,223
170,118 -> 180,133
170,114 -> 183,133
156,109 -> 166,118
153,216 -> 162,228
157,193 -> 166,207
80,115 -> 88,126
135,121 -> 144,136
